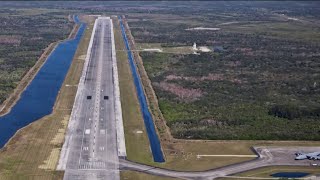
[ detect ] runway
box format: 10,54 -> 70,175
58,17 -> 125,180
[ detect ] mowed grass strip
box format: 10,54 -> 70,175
113,18 -> 155,165
236,165 -> 320,178
121,170 -> 181,180
0,16 -> 95,180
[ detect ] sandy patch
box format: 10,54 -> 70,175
78,55 -> 86,60
143,48 -> 163,52
153,81 -> 204,102
185,27 -> 220,31
216,21 -> 239,26
38,148 -> 60,170
199,46 -> 211,52
287,17 -> 299,21
166,74 -> 242,84
51,115 -> 69,145
39,115 -> 69,170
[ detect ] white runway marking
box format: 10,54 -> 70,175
196,154 -> 258,158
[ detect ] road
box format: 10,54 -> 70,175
120,147 -> 320,180
58,17 -> 123,180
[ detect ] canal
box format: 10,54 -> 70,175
0,15 -> 86,148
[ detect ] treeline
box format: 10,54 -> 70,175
134,3 -> 320,140
269,104 -> 320,120
0,9 -> 73,103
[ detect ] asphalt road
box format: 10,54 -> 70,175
120,146 -> 320,180
61,17 -> 120,180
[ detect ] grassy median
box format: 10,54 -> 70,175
121,171 -> 180,180
113,17 -> 155,165
217,166 -> 320,180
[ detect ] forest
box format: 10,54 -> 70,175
0,9 -> 73,103
128,2 -> 320,140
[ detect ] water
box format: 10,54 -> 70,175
118,16 -> 165,162
271,172 -> 310,178
0,15 -> 86,148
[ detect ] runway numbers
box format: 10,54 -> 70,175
82,146 -> 89,151
85,129 -> 90,134
99,146 -> 105,151
100,129 -> 105,134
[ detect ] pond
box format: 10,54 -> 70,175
271,172 -> 310,178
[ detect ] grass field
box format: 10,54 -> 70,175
217,166 -> 320,180
113,17 -> 155,166
237,166 -> 320,178
0,15 -> 94,180
121,171 -> 180,180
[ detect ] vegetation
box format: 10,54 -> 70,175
118,18 -> 320,173
227,165 -> 320,179
0,8 -> 72,104
127,2 -> 320,140
0,2 -> 320,177
0,15 -> 94,179
113,18 -> 155,165
121,171 -> 180,180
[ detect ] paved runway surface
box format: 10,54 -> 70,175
61,17 -> 120,180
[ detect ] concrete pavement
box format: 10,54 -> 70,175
58,17 -> 125,180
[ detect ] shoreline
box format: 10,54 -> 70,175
0,17 -> 79,117
0,16 -> 80,150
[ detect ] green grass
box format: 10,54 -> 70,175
121,171 -> 180,180
217,166 -> 320,180
113,18 -> 155,165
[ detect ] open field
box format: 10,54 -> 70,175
121,171 -> 180,180
217,166 -> 320,180
0,15 -> 94,180
237,166 -> 320,178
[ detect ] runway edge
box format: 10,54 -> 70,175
57,18 -> 98,171
110,18 -> 127,158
